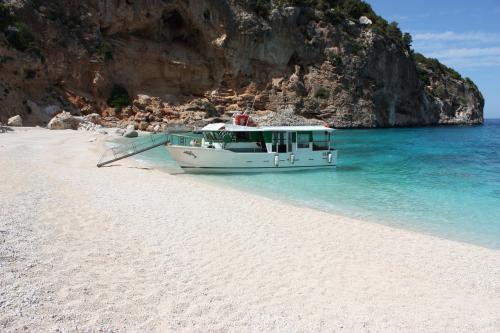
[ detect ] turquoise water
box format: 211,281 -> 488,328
133,120 -> 500,249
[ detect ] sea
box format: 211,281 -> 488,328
130,119 -> 500,249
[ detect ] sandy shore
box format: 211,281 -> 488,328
1,127 -> 499,332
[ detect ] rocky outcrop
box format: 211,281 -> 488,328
47,111 -> 81,130
414,55 -> 484,125
7,115 -> 22,126
0,0 -> 484,128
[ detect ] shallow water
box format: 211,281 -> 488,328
133,119 -> 500,249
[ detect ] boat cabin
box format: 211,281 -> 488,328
200,123 -> 334,154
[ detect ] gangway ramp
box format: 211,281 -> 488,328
97,133 -> 169,167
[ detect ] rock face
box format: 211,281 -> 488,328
0,0 -> 484,128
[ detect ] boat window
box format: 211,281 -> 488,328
263,132 -> 273,143
235,132 -> 250,141
312,131 -> 330,151
272,131 -> 288,153
297,132 -> 311,149
225,132 -> 262,142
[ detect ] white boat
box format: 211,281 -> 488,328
166,116 -> 337,173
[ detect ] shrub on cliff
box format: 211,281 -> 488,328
403,32 -> 412,49
197,100 -> 219,117
341,0 -> 373,19
465,77 -> 479,91
414,53 -> 463,81
0,4 -> 14,31
433,84 -> 446,97
273,0 -> 407,44
107,85 -> 132,110
248,0 -> 272,17
96,42 -> 113,62
314,87 -> 330,99
1,5 -> 42,57
5,22 -> 35,52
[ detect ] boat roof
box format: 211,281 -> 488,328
201,123 -> 335,132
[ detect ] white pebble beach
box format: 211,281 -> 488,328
1,127 -> 499,332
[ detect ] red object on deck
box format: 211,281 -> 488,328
234,114 -> 250,126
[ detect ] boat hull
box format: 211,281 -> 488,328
166,145 -> 337,173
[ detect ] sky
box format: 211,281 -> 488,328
368,0 -> 500,118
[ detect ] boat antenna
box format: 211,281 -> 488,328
250,95 -> 257,112
243,95 -> 257,115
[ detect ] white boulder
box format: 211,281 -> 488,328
47,111 -> 81,130
7,115 -> 22,127
359,16 -> 373,25
83,113 -> 101,124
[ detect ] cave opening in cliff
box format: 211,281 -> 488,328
160,9 -> 203,50
163,11 -> 184,32
287,52 -> 303,75
162,10 -> 189,42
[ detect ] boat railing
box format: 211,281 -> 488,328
97,133 -> 169,167
167,133 -> 203,147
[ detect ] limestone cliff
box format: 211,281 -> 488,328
0,0 -> 484,128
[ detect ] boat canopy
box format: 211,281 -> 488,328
201,123 -> 335,132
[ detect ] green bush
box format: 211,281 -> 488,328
434,84 -> 446,97
342,0 -> 373,19
328,53 -> 342,65
0,55 -> 14,64
107,84 -> 132,109
350,42 -> 364,55
446,67 -> 462,80
249,0 -> 272,17
413,52 -> 462,80
5,22 -> 35,52
386,21 -> 402,41
465,77 -> 479,90
417,70 -> 431,87
372,16 -> 388,34
325,8 -> 344,24
402,32 -> 412,49
0,4 -> 14,31
275,0 -> 375,18
199,100 -> 218,117
96,42 -> 113,61
314,87 -> 329,99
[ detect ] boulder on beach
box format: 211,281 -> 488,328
47,111 -> 81,130
83,113 -> 101,124
123,129 -> 138,138
7,115 -> 23,127
115,128 -> 125,135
